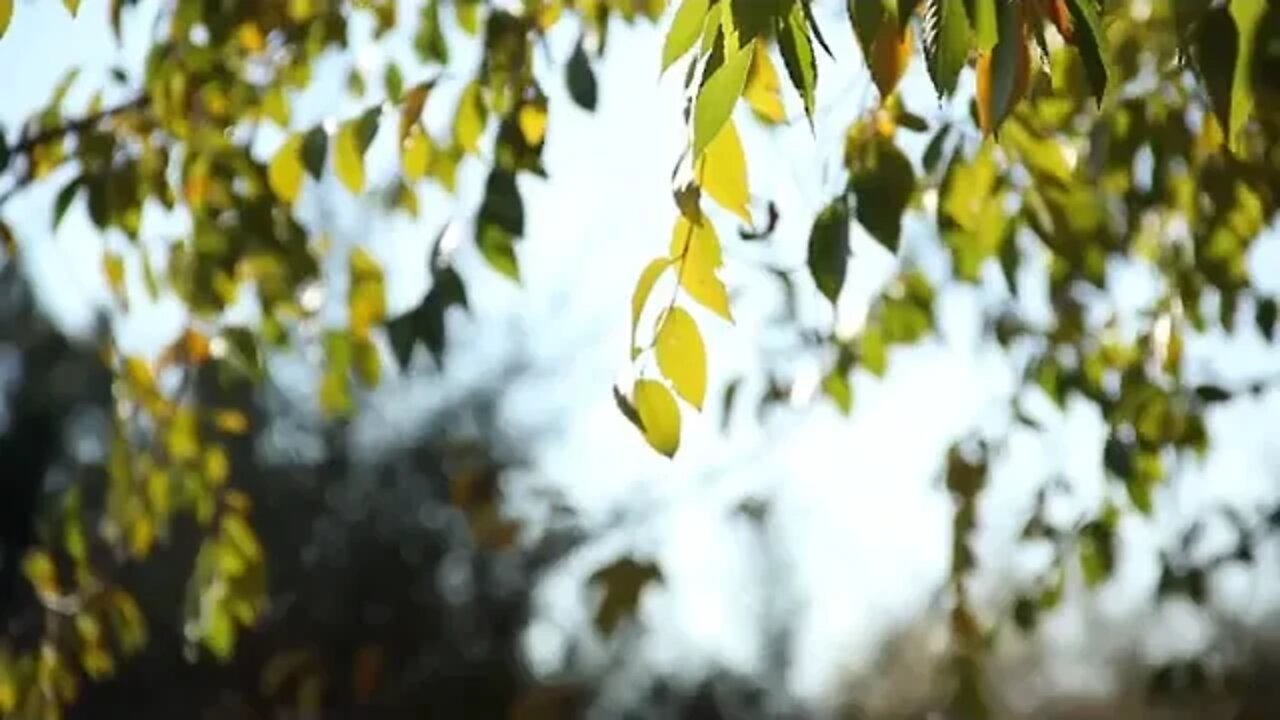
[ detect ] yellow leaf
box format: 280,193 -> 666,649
669,217 -> 732,321
655,306 -> 707,409
334,121 -> 365,194
744,44 -> 785,125
204,445 -> 230,486
868,18 -> 914,99
633,379 -> 681,458
518,101 -> 548,146
262,85 -> 290,126
103,251 -> 127,303
401,124 -> 431,181
348,248 -> 386,338
631,257 -> 672,351
453,81 -> 486,154
695,119 -> 751,224
0,0 -> 13,37
211,408 -> 249,434
63,0 -> 79,16
268,134 -> 304,204
23,549 -> 58,597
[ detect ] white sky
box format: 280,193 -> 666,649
4,0 -> 1280,710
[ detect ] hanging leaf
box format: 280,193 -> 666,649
669,215 -> 732,321
633,379 -> 681,457
655,306 -> 707,410
695,118 -> 751,223
0,0 -> 12,39
1064,0 -> 1109,106
850,136 -> 916,252
453,81 -> 487,153
301,126 -> 328,180
334,121 -> 366,194
693,36 -> 754,158
662,0 -> 710,73
631,257 -> 673,353
268,135 -> 304,204
401,124 -> 431,180
868,13 -> 915,98
923,0 -> 973,96
399,81 -> 432,141
975,0 -> 1030,135
567,36 -> 599,111
777,3 -> 818,123
590,557 -> 664,636
1227,0 -> 1266,154
743,43 -> 786,124
808,197 -> 850,304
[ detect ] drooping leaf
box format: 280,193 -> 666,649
590,557 -> 664,636
922,0 -> 972,96
695,118 -> 751,223
743,42 -> 786,124
808,197 -> 851,304
633,379 -> 681,457
655,306 -> 707,410
0,0 -> 12,39
868,13 -> 915,98
693,35 -> 754,158
777,3 -> 818,123
1227,0 -> 1266,154
301,126 -> 328,180
631,257 -> 673,352
567,36 -> 599,111
1064,0 -> 1109,106
268,135 -> 304,204
849,136 -> 915,253
453,81 -> 487,153
334,121 -> 366,193
662,0 -> 710,73
669,215 -> 732,321
401,124 -> 431,180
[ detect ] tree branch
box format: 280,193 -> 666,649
6,95 -> 149,159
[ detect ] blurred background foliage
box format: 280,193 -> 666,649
3,0 -> 1280,718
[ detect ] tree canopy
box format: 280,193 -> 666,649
3,0 -> 1280,718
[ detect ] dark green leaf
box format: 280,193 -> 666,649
807,197 -> 850,304
567,37 -> 598,111
301,126 -> 328,180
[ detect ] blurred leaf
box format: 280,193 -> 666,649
662,0 -> 709,73
567,36 -> 599,111
334,120 -> 366,193
268,135 -> 304,204
808,197 -> 850,304
589,557 -> 663,637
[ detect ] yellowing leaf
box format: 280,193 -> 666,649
744,43 -> 785,124
64,0 -> 80,16
401,124 -> 431,180
633,379 -> 681,457
268,134 -> 304,204
695,119 -> 750,223
453,81 -> 487,154
103,252 -> 127,304
655,306 -> 707,409
868,17 -> 913,99
669,216 -> 732,321
212,409 -> 249,434
400,82 -> 431,141
0,0 -> 13,37
631,257 -> 672,351
662,0 -> 710,73
334,121 -> 365,193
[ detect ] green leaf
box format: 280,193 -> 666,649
1065,0 -> 1109,106
633,379 -> 681,457
662,0 -> 710,73
1227,0 -> 1266,154
822,370 -> 853,415
655,306 -> 707,410
301,126 -> 328,180
268,135 -> 304,204
52,176 -> 83,229
924,0 -> 972,96
476,168 -> 524,280
808,197 -> 850,304
848,0 -> 886,62
567,37 -> 599,111
631,257 -> 673,352
693,36 -> 754,158
965,0 -> 998,52
850,137 -> 915,253
777,4 -> 818,123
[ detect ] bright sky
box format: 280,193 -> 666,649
4,0 -> 1280,711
